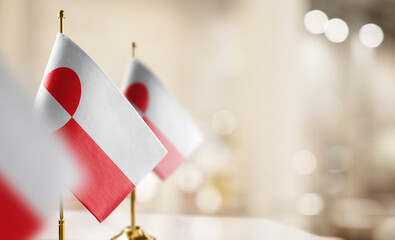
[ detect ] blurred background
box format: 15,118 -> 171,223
1,0 -> 395,239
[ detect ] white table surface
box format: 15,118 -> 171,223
35,211 -> 328,240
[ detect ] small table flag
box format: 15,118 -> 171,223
0,59 -> 77,239
123,59 -> 202,180
34,34 -> 167,222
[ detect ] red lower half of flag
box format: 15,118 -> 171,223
58,119 -> 134,222
0,173 -> 41,240
143,117 -> 185,180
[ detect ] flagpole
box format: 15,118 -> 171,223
130,41 -> 137,234
59,198 -> 65,240
58,10 -> 65,34
112,42 -> 155,240
131,189 -> 136,231
58,10 -> 66,240
132,42 -> 136,58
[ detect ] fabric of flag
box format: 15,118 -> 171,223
34,34 -> 167,222
0,61 -> 76,240
123,59 -> 202,180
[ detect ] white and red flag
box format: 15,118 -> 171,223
0,61 -> 76,240
123,59 -> 202,180
34,34 -> 167,222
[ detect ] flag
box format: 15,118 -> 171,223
0,60 -> 76,239
123,59 -> 202,180
34,34 -> 167,222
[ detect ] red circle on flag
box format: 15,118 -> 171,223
43,67 -> 82,116
124,82 -> 149,114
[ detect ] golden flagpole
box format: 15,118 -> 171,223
112,43 -> 155,240
132,42 -> 136,58
58,10 -> 66,240
58,10 -> 65,34
59,198 -> 64,240
131,189 -> 136,232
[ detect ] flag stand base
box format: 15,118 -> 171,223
111,190 -> 156,240
111,226 -> 155,240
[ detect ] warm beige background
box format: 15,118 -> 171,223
2,1 -> 395,239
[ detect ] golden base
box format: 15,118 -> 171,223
111,226 -> 155,240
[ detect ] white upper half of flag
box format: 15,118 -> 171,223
34,33 -> 167,184
0,60 -> 78,217
123,59 -> 203,157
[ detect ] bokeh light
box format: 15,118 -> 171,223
304,10 -> 328,34
359,23 -> 384,48
292,150 -> 317,175
194,139 -> 230,173
297,193 -> 324,216
174,164 -> 203,193
196,185 -> 223,214
325,18 -> 349,43
211,110 -> 237,135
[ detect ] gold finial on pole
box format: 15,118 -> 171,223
59,198 -> 64,240
57,10 -> 65,33
132,42 -> 137,58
